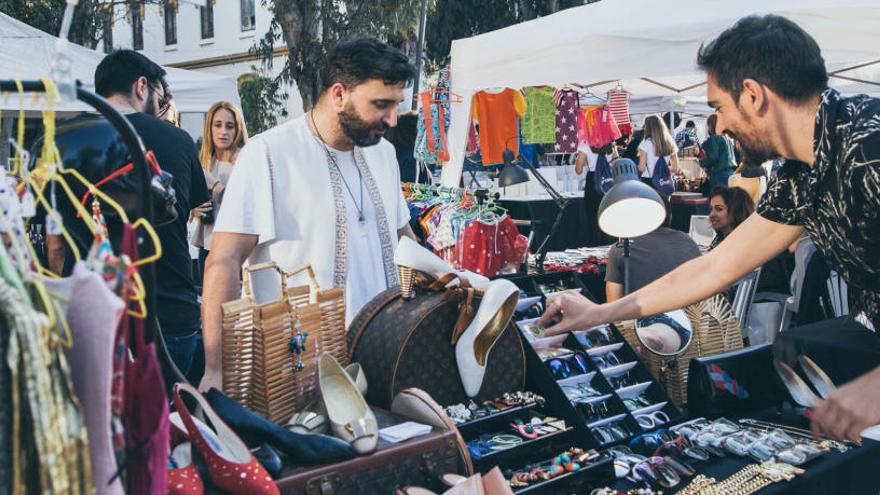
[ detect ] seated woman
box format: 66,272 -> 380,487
707,185 -> 754,251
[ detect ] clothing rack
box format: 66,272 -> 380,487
0,79 -> 158,345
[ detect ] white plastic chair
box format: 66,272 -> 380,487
688,215 -> 714,247
779,239 -> 817,332
826,270 -> 850,318
732,268 -> 762,336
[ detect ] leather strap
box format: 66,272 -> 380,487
447,288 -> 477,346
425,273 -> 470,292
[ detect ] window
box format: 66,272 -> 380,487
102,9 -> 113,54
240,0 -> 255,31
131,3 -> 143,50
200,2 -> 214,39
164,2 -> 177,45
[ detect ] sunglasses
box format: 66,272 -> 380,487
578,400 -> 611,423
517,302 -> 545,319
580,327 -> 614,349
623,395 -> 653,411
593,351 -> 621,370
593,421 -> 631,444
608,372 -> 635,390
635,410 -> 671,430
547,352 -> 591,380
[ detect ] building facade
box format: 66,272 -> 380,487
109,1 -> 303,138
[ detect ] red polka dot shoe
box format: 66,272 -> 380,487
168,442 -> 204,495
172,383 -> 280,495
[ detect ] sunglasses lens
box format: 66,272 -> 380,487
548,359 -> 570,379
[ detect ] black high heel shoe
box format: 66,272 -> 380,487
205,388 -> 357,465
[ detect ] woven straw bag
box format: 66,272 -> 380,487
222,262 -> 348,423
617,294 -> 743,406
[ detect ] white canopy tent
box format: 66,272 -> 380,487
441,0 -> 880,185
0,12 -> 240,113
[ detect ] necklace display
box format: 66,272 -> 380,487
677,461 -> 804,495
309,111 -> 366,223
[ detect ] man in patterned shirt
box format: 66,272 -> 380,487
538,15 -> 879,443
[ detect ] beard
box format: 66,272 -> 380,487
726,116 -> 779,165
338,104 -> 388,147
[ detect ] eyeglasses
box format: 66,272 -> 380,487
593,421 -> 631,444
580,327 -> 614,349
635,410 -> 671,430
578,400 -> 610,423
593,351 -> 621,370
517,302 -> 545,319
623,394 -> 653,411
547,352 -> 590,380
562,383 -> 602,402
608,372 -> 635,389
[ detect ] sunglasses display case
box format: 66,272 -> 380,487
452,393 -> 614,493
517,320 -> 685,450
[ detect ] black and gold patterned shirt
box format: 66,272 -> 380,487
757,89 -> 880,327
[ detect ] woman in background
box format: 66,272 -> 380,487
637,115 -> 680,189
192,101 -> 248,280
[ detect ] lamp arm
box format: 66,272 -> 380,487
517,153 -> 567,209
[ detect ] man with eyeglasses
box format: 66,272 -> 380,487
48,50 -> 210,386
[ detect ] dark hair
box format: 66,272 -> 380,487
706,114 -> 718,135
709,185 -> 755,231
697,15 -> 828,104
685,120 -> 696,129
95,49 -> 169,99
320,36 -> 416,94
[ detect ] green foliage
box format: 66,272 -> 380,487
0,0 -> 138,49
238,68 -> 289,135
253,0 -> 424,112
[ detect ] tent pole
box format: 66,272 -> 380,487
411,0 -> 429,111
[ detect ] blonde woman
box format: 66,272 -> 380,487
637,115 -> 680,191
192,101 -> 248,278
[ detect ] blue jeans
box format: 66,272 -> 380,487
164,330 -> 203,386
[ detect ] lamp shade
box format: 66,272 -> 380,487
597,158 -> 666,238
498,149 -> 529,187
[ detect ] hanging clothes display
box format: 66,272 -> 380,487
606,88 -> 633,137
521,86 -> 557,144
578,106 -> 622,148
472,89 -> 527,165
0,78 -> 168,495
554,89 -> 580,153
403,184 -> 528,277
414,67 -> 454,165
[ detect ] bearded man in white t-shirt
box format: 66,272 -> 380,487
199,36 -> 417,391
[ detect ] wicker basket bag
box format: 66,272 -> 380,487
618,295 -> 744,406
222,262 -> 348,423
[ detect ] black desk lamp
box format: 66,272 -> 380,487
596,158 -> 666,295
498,148 -> 570,274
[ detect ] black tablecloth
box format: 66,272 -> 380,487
612,409 -> 880,494
500,197 -> 591,251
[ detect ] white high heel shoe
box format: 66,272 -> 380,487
454,279 -> 519,397
319,353 -> 378,454
395,236 -> 490,298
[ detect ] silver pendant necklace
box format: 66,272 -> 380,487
310,112 -> 366,223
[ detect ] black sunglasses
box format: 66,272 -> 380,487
547,352 -> 591,380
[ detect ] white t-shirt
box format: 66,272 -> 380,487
577,143 -> 612,173
638,138 -> 674,178
334,150 -> 409,321
214,116 -> 409,325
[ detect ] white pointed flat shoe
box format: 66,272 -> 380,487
319,353 -> 378,454
395,236 -> 490,297
288,362 -> 367,434
454,279 -> 519,397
